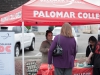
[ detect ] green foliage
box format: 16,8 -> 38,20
48,26 -> 54,31
26,26 -> 31,30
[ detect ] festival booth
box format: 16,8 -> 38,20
0,0 -> 100,75
37,64 -> 93,75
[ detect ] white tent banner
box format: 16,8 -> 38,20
0,32 -> 15,75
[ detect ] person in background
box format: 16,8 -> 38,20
86,38 -> 100,75
39,30 -> 53,64
86,36 -> 97,65
48,23 -> 77,75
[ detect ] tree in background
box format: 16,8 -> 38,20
26,26 -> 31,30
48,26 -> 54,31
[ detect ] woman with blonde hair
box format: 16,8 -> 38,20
48,23 -> 77,75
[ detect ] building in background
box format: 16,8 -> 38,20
31,26 -> 49,32
38,26 -> 49,32
73,24 -> 99,34
0,0 -> 28,12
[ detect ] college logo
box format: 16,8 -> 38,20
0,46 -> 11,53
1,33 -> 11,39
95,42 -> 100,54
40,0 -> 75,6
0,11 -> 21,23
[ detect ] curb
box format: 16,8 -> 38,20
15,56 -> 41,60
15,53 -> 85,59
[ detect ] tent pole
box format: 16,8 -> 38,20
22,21 -> 25,75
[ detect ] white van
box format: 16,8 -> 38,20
0,26 -> 35,57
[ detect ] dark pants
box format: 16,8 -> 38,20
93,67 -> 100,75
55,67 -> 72,75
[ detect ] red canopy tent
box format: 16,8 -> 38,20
0,1 -> 100,75
0,0 -> 100,26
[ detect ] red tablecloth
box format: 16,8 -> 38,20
37,64 -> 93,75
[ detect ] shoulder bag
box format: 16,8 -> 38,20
53,35 -> 63,57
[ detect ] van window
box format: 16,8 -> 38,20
16,26 -> 22,33
12,27 -> 17,33
1,27 -> 8,30
1,26 -> 17,33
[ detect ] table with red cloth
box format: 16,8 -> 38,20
37,64 -> 93,75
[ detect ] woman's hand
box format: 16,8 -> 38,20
48,64 -> 52,69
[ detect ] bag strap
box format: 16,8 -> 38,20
89,45 -> 92,52
57,35 -> 60,46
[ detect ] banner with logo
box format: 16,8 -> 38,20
72,67 -> 93,75
0,32 -> 15,75
22,0 -> 100,25
37,64 -> 93,75
0,0 -> 100,26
